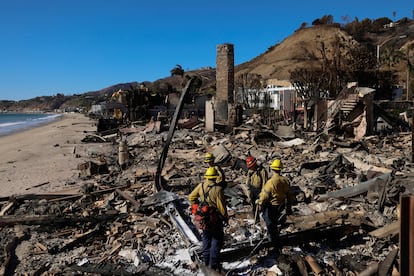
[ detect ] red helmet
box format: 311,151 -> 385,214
246,156 -> 257,169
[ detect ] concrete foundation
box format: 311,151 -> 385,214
205,100 -> 215,132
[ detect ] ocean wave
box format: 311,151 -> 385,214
31,114 -> 62,122
0,113 -> 62,136
0,121 -> 25,128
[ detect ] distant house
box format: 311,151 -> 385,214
383,22 -> 398,29
235,79 -> 297,114
89,102 -> 122,119
90,104 -> 104,115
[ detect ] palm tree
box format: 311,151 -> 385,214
170,64 -> 185,77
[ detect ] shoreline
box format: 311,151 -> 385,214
0,113 -> 63,137
0,113 -> 97,197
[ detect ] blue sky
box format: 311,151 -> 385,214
0,0 -> 412,101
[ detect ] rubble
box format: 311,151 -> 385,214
0,110 -> 413,275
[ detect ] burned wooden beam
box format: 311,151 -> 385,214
368,221 -> 399,239
317,173 -> 391,201
48,184 -> 129,203
378,248 -> 398,276
24,181 -> 50,191
328,260 -> 342,275
115,188 -> 140,209
220,224 -> 359,262
0,211 -> 127,227
305,255 -> 323,275
57,226 -> 101,253
292,254 -> 308,276
35,242 -> 48,252
68,261 -> 176,275
68,263 -> 139,276
0,192 -> 81,203
377,174 -> 390,212
0,201 -> 16,216
287,210 -> 363,229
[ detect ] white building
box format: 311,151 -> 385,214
237,82 -> 297,113
90,104 -> 104,115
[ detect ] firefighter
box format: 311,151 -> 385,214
256,159 -> 293,243
189,167 -> 228,272
245,156 -> 268,220
204,152 -> 226,188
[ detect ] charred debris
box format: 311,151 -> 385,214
1,78 -> 414,276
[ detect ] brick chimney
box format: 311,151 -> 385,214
215,43 -> 234,122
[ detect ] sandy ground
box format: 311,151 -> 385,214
0,113 -> 97,197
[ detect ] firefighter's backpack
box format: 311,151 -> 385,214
193,185 -> 219,230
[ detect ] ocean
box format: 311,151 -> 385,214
0,113 -> 62,136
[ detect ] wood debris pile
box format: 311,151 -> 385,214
1,114 -> 413,275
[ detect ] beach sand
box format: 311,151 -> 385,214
0,113 -> 97,197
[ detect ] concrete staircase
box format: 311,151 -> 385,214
339,93 -> 360,118
324,85 -> 360,130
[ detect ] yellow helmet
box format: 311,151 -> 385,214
270,159 -> 283,171
205,167 -> 218,179
204,152 -> 215,163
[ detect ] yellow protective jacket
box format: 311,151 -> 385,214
246,165 -> 267,189
212,165 -> 225,186
189,179 -> 228,218
258,173 -> 292,207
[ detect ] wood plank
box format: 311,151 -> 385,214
116,189 -> 140,209
317,173 -> 391,200
0,201 -> 16,216
305,255 -> 323,275
0,211 -> 126,227
292,254 -> 308,275
378,248 -> 398,276
368,221 -> 399,238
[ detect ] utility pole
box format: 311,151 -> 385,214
412,100 -> 414,163
407,68 -> 410,101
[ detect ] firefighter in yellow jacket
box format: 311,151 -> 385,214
189,167 -> 228,272
245,156 -> 268,219
257,159 -> 293,243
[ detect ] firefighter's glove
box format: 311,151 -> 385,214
191,203 -> 199,215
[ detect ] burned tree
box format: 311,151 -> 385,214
290,67 -> 328,129
235,72 -> 263,108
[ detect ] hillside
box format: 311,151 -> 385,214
237,20 -> 414,88
2,18 -> 414,112
235,25 -> 358,80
